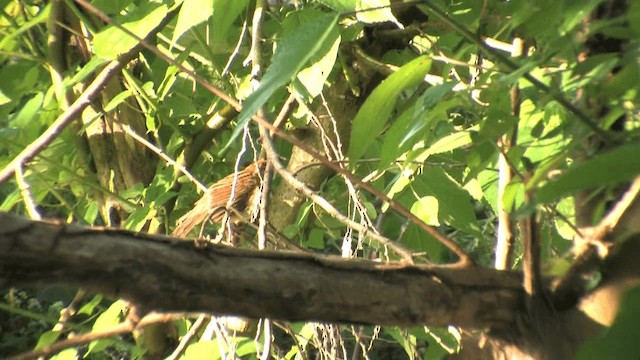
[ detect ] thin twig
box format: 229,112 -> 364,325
260,127 -> 415,263
121,124 -> 207,192
15,166 -> 42,220
166,314 -> 208,360
258,318 -> 272,360
494,37 -> 523,271
10,312 -> 190,360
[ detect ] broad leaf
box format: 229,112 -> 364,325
348,56 -> 432,161
93,3 -> 168,60
229,11 -> 339,149
536,144 -> 640,204
172,0 -> 213,43
413,168 -> 478,233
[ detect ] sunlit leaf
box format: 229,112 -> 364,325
172,0 -> 213,43
413,168 -> 477,233
229,11 -> 339,150
93,3 -> 168,60
87,300 -> 128,354
184,340 -> 221,359
348,56 -> 432,161
411,196 -> 440,226
35,330 -> 61,350
537,144 -> 640,204
357,0 -> 401,26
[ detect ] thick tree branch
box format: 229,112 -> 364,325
0,212 -> 522,329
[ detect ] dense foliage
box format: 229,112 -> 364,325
1,0 -> 639,358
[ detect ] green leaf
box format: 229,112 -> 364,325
49,348 -> 79,360
0,3 -> 50,50
10,92 -> 43,128
172,0 -> 213,43
356,0 -> 401,26
378,105 -> 424,170
67,57 -> 109,87
184,340 -> 221,359
285,323 -> 315,359
92,0 -> 132,15
35,330 -> 61,350
381,90 -> 467,170
411,196 -> 440,226
228,11 -> 339,150
413,168 -> 477,233
293,27 -> 340,99
536,144 -> 640,204
210,0 -> 251,47
78,294 -> 104,315
422,130 -> 472,157
317,0 -> 356,12
348,56 -> 432,161
87,300 -> 127,354
385,327 -> 417,359
558,0 -> 601,35
93,3 -> 168,60
307,228 -> 325,249
0,88 -> 11,106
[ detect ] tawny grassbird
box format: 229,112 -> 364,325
172,160 -> 265,237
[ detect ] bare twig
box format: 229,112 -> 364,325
166,314 -> 208,360
121,124 -> 207,192
15,166 -> 41,220
258,318 -> 272,360
260,127 -> 415,263
494,38 -> 523,270
52,290 -> 86,332
10,312 -> 190,360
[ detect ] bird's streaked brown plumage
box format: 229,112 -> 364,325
172,160 -> 265,237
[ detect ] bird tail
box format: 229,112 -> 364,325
172,200 -> 211,237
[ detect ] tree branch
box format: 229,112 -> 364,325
0,212 -> 522,329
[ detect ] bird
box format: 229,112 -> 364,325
172,160 -> 265,238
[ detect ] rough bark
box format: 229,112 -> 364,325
0,212 -> 522,329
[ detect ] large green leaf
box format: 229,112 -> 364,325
413,168 -> 478,233
348,56 -> 432,161
93,3 -> 168,60
290,9 -> 341,99
379,84 -> 463,169
228,11 -> 339,149
172,0 -> 213,43
536,144 -> 640,204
